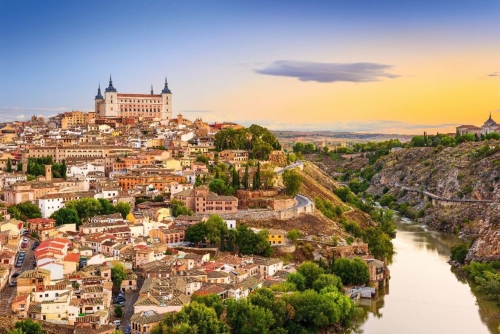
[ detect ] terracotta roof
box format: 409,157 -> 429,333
64,253 -> 80,262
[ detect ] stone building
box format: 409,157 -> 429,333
94,76 -> 172,122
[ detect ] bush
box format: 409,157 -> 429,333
450,244 -> 469,264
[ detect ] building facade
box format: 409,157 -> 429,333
95,76 -> 172,121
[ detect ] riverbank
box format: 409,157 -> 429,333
345,217 -> 500,334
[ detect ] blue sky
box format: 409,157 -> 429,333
0,0 -> 499,133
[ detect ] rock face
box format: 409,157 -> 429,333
368,142 -> 500,230
466,206 -> 500,262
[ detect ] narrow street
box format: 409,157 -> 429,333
0,238 -> 36,316
118,273 -> 144,332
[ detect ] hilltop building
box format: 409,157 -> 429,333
456,113 -> 500,136
95,76 -> 172,122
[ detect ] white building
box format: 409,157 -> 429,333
94,76 -> 172,122
38,193 -> 80,218
66,162 -> 105,179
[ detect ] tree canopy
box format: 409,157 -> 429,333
7,202 -> 42,221
170,199 -> 193,217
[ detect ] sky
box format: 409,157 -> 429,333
0,0 -> 499,134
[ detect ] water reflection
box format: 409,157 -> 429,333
344,218 -> 500,334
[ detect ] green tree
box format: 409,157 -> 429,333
6,157 -> 12,172
111,263 -> 127,288
185,222 -> 207,244
297,261 -> 325,289
66,198 -> 102,223
363,227 -> 394,260
312,274 -> 343,292
98,198 -> 115,215
10,202 -> 42,221
115,202 -> 131,219
191,294 -> 225,318
17,162 -> 23,172
61,159 -> 67,179
283,169 -> 302,197
204,214 -> 228,247
50,207 -> 81,227
14,320 -> 42,334
153,302 -> 229,334
286,229 -> 301,244
232,168 -> 240,189
170,199 -> 193,217
450,244 -> 469,264
225,298 -> 275,334
114,305 -> 123,318
6,329 -> 24,334
332,257 -> 370,285
242,165 -> 249,189
209,179 -> 227,195
286,272 -> 306,291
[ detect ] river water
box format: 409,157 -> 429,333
347,218 -> 500,334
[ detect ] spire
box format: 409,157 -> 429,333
151,84 -> 154,95
105,74 -> 117,92
95,83 -> 103,100
490,111 -> 492,119
161,76 -> 172,94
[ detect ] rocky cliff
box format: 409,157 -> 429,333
368,141 -> 500,261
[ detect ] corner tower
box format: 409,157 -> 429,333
104,75 -> 119,117
161,77 -> 172,122
94,84 -> 104,115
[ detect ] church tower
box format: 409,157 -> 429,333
94,84 -> 104,116
104,75 -> 119,117
161,77 -> 172,122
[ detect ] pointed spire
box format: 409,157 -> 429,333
151,84 -> 154,95
105,74 -> 117,92
490,111 -> 492,119
161,76 -> 172,94
95,83 -> 103,100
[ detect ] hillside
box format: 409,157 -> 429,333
366,141 -> 500,261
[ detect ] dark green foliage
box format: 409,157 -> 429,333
283,169 -> 302,196
196,155 -> 209,164
170,199 -> 194,217
293,142 -> 317,154
114,305 -> 123,318
152,302 -> 229,334
14,319 -> 43,334
242,165 -> 250,189
50,207 -> 81,227
379,194 -> 396,207
111,263 -> 127,288
463,261 -> 500,303
17,162 -> 23,172
115,202 -> 131,219
214,125 -> 280,160
450,243 -> 469,264
191,294 -> 225,318
8,201 -> 42,221
348,179 -> 369,194
314,198 -> 342,220
232,168 -> 240,189
65,198 -> 102,223
332,257 -> 370,285
6,158 -> 12,172
208,178 -> 234,195
362,227 -> 394,260
185,222 -> 207,244
297,261 -> 325,289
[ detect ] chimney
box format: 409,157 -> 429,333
45,165 -> 52,182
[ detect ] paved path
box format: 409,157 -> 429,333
119,273 -> 144,332
294,194 -> 312,209
275,161 -> 305,175
396,183 -> 493,204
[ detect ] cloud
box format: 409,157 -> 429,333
255,60 -> 399,83
488,72 -> 499,77
16,114 -> 25,120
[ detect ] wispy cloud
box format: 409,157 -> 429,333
488,72 -> 499,77
255,60 -> 399,83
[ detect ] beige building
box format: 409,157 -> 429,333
95,76 -> 172,122
173,186 -> 238,215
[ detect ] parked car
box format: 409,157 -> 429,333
15,261 -> 23,267
32,261 -> 36,267
113,320 -> 121,329
125,324 -> 131,334
12,272 -> 21,278
23,238 -> 28,242
21,243 -> 27,249
22,230 -> 29,236
31,245 -> 37,250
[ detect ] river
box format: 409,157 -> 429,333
346,217 -> 500,334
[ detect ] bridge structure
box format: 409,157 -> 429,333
395,183 -> 493,205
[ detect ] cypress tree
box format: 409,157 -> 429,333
232,169 -> 240,189
6,158 -> 12,172
242,165 -> 249,189
61,160 -> 67,179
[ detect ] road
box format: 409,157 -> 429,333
118,273 -> 144,332
294,194 -> 312,209
0,237 -> 36,316
275,161 -> 304,175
